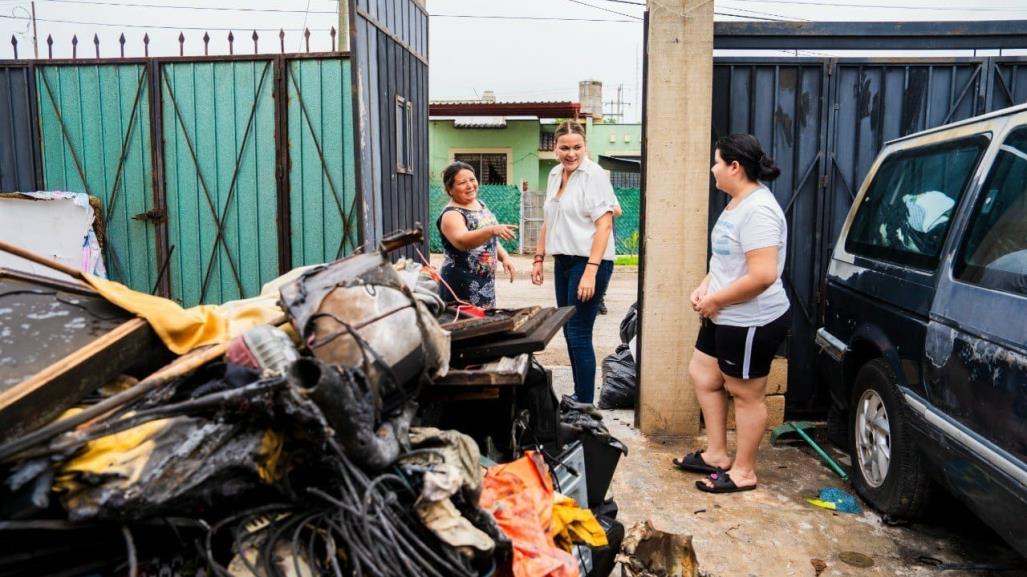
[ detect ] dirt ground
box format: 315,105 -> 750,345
479,254 -> 1026,577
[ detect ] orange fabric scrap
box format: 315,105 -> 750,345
480,452 -> 580,577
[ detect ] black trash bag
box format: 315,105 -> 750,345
619,303 -> 638,344
598,344 -> 636,410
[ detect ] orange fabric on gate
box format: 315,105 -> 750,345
84,273 -> 285,355
480,452 -> 580,577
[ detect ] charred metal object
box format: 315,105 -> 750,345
278,245 -> 449,417
288,357 -> 414,472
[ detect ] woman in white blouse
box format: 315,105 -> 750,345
531,120 -> 618,404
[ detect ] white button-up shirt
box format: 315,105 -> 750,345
543,158 -> 619,261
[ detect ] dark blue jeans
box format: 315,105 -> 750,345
553,255 -> 614,404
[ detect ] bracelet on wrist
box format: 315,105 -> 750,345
586,261 -> 601,267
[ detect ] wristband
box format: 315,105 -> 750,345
586,261 -> 601,267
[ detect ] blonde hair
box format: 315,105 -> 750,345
554,120 -> 587,143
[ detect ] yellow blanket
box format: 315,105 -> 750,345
84,266 -> 309,354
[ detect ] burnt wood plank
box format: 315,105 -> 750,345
0,318 -> 161,443
451,306 -> 575,364
432,354 -> 529,386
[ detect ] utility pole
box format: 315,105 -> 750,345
636,0 -> 714,436
337,0 -> 350,52
31,1 -> 38,59
602,84 -> 628,123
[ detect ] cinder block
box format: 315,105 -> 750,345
722,394 -> 786,431
765,357 -> 788,396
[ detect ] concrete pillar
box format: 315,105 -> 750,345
637,0 -> 713,436
338,0 -> 351,52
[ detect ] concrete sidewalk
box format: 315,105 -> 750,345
491,266 -> 1022,577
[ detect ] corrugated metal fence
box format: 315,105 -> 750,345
351,0 -> 429,259
0,65 -> 39,191
710,56 -> 1027,409
0,54 -> 359,307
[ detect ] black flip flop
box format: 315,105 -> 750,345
695,471 -> 757,494
672,451 -> 720,474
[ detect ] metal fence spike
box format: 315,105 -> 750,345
304,27 -> 310,53
252,29 -> 258,54
143,33 -> 150,57
178,31 -> 185,56
10,35 -> 16,60
71,34 -> 78,60
228,30 -> 234,55
279,28 -> 285,54
203,31 -> 210,55
330,26 -> 336,52
119,33 -> 126,58
46,34 -> 52,59
94,33 -> 100,58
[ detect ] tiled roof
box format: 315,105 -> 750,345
453,116 -> 507,128
429,100 -> 581,118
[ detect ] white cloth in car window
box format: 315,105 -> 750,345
543,157 -> 618,261
902,190 -> 954,233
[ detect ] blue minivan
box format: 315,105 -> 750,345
817,103 -> 1027,557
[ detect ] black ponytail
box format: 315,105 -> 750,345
716,134 -> 780,183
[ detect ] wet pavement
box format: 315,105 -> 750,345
490,254 -> 1026,577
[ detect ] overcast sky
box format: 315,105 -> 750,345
1,0 -> 1026,122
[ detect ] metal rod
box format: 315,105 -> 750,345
791,422 -> 849,481
151,244 -> 174,295
0,239 -> 87,282
31,1 -> 38,58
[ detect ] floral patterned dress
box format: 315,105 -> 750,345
437,203 -> 500,308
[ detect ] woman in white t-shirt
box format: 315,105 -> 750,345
672,133 -> 791,494
531,120 -> 619,404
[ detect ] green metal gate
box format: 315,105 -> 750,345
36,63 -> 160,294
285,57 -> 360,267
161,60 -> 278,307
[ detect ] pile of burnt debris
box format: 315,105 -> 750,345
0,226 -> 627,577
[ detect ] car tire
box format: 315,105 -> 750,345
848,358 -> 934,518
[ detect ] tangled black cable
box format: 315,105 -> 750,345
199,394 -> 478,577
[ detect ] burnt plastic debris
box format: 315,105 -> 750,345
288,357 -> 414,471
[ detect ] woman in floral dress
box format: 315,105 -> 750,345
437,161 -> 516,308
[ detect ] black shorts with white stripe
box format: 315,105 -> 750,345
694,310 -> 790,380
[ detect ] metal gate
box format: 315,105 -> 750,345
285,57 -> 360,267
36,63 -> 160,294
160,59 -> 278,306
710,56 -> 1027,410
0,64 -> 39,192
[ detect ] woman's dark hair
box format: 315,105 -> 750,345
715,133 -> 780,182
442,161 -> 476,195
554,120 -> 587,143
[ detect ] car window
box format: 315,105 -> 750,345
954,127 -> 1027,298
845,135 -> 989,270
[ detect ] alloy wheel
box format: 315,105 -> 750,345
855,388 -> 892,488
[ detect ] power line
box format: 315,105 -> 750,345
713,10 -> 786,21
429,13 -> 639,23
731,0 -> 1027,11
39,0 -> 337,14
564,0 -> 642,20
592,0 -> 646,5
718,3 -> 808,21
